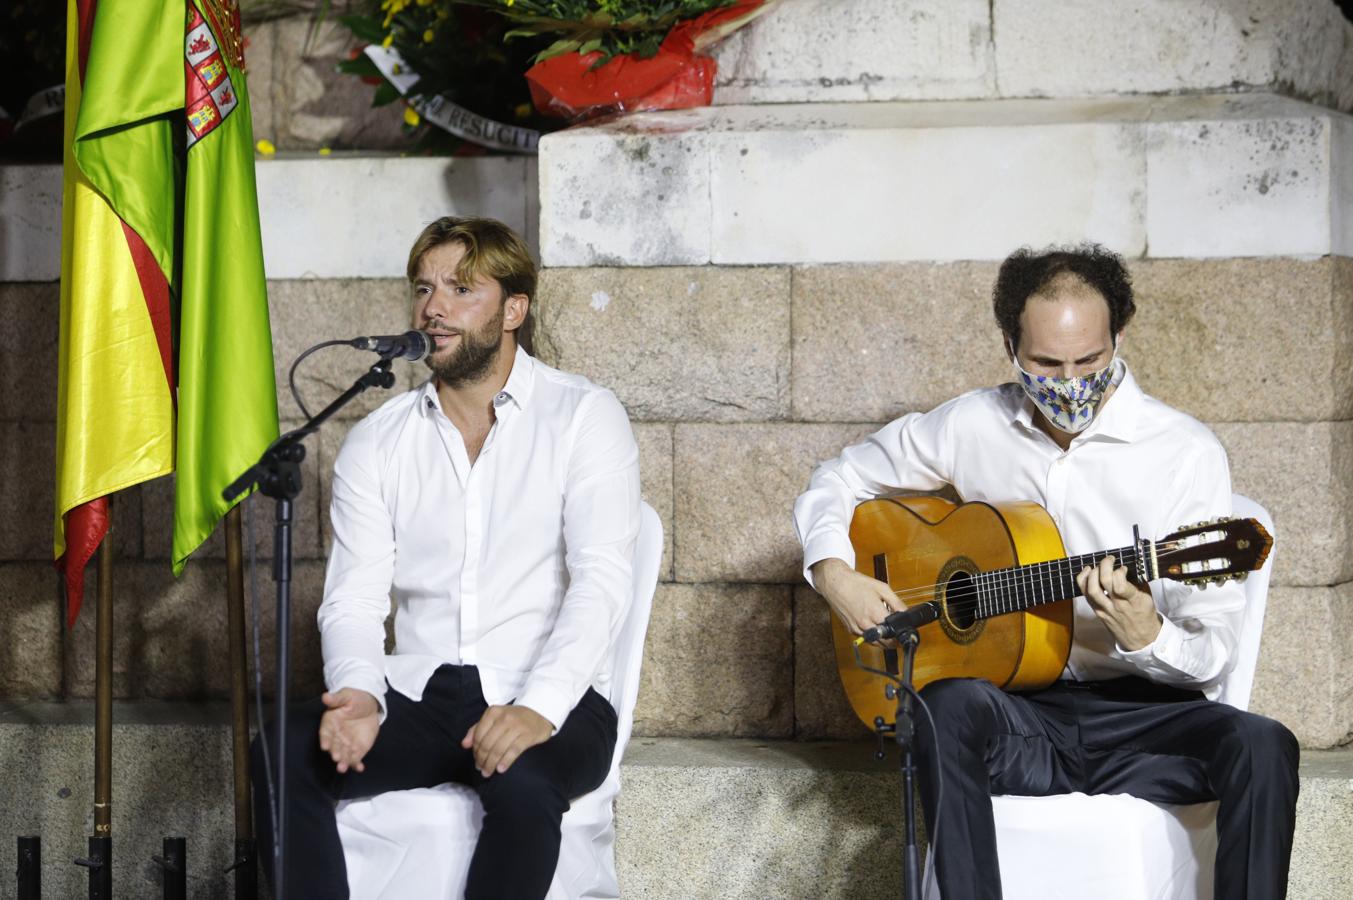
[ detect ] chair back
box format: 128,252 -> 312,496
546,501 -> 662,898
1214,493 -> 1274,712
611,501 -> 663,754
569,501 -> 662,823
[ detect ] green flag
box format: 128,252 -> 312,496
73,0 -> 279,573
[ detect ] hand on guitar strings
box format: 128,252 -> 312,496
1076,554 -> 1162,652
810,557 -> 901,642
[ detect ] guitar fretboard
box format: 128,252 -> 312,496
970,545 -> 1142,620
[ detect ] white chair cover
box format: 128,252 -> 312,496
922,494 -> 1274,900
336,502 -> 664,900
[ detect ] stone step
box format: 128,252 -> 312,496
0,154 -> 537,283
1,705 -> 1348,899
711,0 -> 1353,111
538,93 -> 1353,267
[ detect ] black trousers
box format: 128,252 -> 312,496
250,664 -> 618,900
913,676 -> 1300,900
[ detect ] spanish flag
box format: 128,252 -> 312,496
56,0 -> 279,625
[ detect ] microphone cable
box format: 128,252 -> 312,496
852,641 -> 945,900
287,339 -> 352,419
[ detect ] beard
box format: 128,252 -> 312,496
423,306 -> 505,388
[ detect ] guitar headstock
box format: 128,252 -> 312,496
1153,517 -> 1273,586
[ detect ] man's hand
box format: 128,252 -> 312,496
1077,554 -> 1162,652
461,705 -> 553,778
810,557 -> 902,637
318,688 -> 380,774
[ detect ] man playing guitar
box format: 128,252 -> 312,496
794,244 -> 1299,898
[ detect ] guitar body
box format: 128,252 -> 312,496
833,496 -> 1075,730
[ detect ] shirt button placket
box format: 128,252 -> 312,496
1046,453 -> 1069,529
460,471 -> 481,665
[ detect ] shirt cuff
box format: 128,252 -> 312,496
802,533 -> 858,588
323,660 -> 389,724
515,679 -> 573,733
1116,613 -> 1182,672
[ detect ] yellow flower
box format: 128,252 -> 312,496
404,106 -> 421,127
382,32 -> 394,48
318,147 -> 332,156
416,0 -> 435,5
423,28 -> 434,43
255,138 -> 276,156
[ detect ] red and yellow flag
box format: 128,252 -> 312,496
56,0 -> 279,624
55,0 -> 176,625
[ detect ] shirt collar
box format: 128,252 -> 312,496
1009,360 -> 1142,444
417,344 -> 535,418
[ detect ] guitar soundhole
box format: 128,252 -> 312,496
945,571 -> 977,628
937,555 -> 985,645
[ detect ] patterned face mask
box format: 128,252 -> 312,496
1013,355 -> 1120,434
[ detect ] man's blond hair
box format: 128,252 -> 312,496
406,216 -> 536,352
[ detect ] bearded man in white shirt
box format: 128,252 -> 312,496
252,216 -> 641,899
793,244 -> 1299,899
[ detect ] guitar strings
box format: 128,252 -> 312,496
872,540 -> 1196,615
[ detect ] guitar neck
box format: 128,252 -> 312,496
972,544 -> 1144,620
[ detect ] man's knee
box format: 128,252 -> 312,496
1222,712 -> 1299,774
918,677 -> 1000,736
478,759 -> 568,822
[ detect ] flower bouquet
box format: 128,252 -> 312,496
458,0 -> 775,120
339,0 -> 775,152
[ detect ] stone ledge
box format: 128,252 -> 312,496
0,156 -> 537,282
1,710 -> 1346,899
539,93 -> 1353,267
619,739 -> 1353,899
710,0 -> 1353,112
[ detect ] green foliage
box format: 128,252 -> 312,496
454,0 -> 739,62
341,1 -> 560,152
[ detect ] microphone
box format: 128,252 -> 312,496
861,601 -> 941,644
349,330 -> 434,361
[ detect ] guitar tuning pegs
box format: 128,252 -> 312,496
1235,572 -> 1249,583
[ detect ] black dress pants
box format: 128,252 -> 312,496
914,676 -> 1299,900
250,664 -> 618,900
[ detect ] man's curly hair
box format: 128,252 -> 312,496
993,243 -> 1136,351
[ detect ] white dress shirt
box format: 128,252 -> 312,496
318,346 -> 641,730
794,364 -> 1245,697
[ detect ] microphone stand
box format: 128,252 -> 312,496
865,627 -> 924,900
222,354 -> 399,900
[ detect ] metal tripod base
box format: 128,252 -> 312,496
74,835 -> 111,900
230,837 -> 258,900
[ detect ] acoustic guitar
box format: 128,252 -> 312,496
832,496 -> 1273,730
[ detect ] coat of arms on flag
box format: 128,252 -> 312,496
185,5 -> 237,147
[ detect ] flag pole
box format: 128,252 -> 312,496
224,505 -> 257,899
92,495 -> 114,898
73,495 -> 115,898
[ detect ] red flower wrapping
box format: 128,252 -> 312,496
525,0 -> 769,121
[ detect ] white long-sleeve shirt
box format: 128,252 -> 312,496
318,347 -> 641,730
793,365 -> 1245,697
